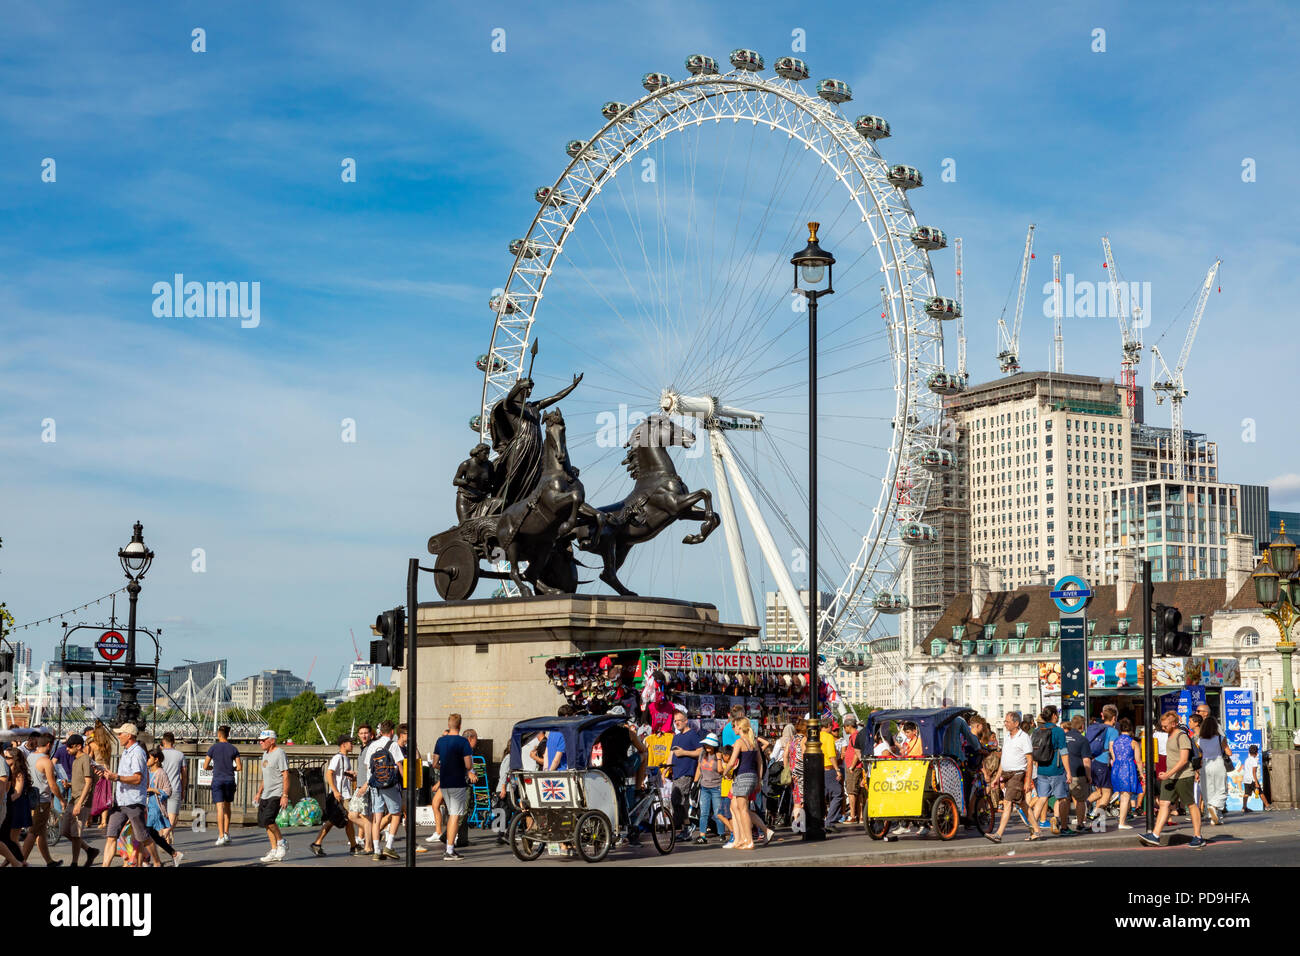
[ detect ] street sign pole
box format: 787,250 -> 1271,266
1141,559 -> 1155,833
405,556 -> 418,869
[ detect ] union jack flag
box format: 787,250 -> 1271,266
540,779 -> 567,801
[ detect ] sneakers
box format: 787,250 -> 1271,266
215,834 -> 230,847
1138,831 -> 1161,847
372,851 -> 384,862
349,844 -> 364,855
916,826 -> 931,838
273,844 -> 287,861
260,849 -> 279,863
424,832 -> 443,843
443,849 -> 464,862
382,847 -> 400,860
310,843 -> 325,857
1189,836 -> 1207,849
1015,807 -> 1031,827
171,852 -> 184,867
1117,823 -> 1133,830
84,847 -> 100,867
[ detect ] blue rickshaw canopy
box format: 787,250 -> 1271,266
863,706 -> 977,757
509,713 -> 627,772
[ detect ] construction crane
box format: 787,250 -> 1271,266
996,224 -> 1035,374
1101,236 -> 1141,408
1149,259 -> 1221,481
1052,254 -> 1064,373
955,237 -> 968,380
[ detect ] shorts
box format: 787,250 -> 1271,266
324,792 -> 349,828
844,766 -> 863,795
1000,770 -> 1027,803
106,803 -> 150,840
371,785 -> 402,816
1035,774 -> 1069,800
211,779 -> 236,804
257,797 -> 282,828
61,801 -> 90,840
166,794 -> 181,823
731,773 -> 758,800
1090,761 -> 1112,789
1070,776 -> 1091,801
1243,782 -> 1259,796
442,787 -> 469,817
1159,774 -> 1195,807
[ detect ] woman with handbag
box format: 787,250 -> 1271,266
0,748 -> 29,866
143,748 -> 184,866
1196,716 -> 1232,825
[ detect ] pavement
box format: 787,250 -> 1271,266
25,806 -> 1299,868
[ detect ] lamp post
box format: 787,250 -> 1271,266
792,222 -> 834,841
116,521 -> 154,731
1252,523 -> 1298,749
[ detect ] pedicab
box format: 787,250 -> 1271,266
506,713 -> 660,863
860,706 -> 992,841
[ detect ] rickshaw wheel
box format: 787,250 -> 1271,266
970,794 -> 994,835
508,813 -> 545,862
575,810 -> 613,863
650,800 -> 675,855
864,818 -> 892,841
931,794 -> 959,841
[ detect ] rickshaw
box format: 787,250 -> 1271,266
860,706 -> 992,841
506,714 -> 673,863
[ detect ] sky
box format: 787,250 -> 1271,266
2,0 -> 1298,686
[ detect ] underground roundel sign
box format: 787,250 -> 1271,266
96,630 -> 126,662
1050,575 -> 1092,614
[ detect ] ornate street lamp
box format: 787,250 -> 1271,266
1252,524 -> 1298,749
116,521 -> 154,730
792,223 -> 834,841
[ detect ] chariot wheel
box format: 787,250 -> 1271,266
433,541 -> 479,601
930,793 -> 960,841
864,817 -> 892,841
574,810 -> 613,863
507,813 -> 544,862
475,50 -> 951,666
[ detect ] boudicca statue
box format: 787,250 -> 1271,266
428,348 -> 718,600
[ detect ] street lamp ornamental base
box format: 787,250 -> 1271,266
802,747 -> 826,841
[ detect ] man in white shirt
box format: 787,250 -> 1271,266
987,710 -> 1041,844
312,734 -> 366,856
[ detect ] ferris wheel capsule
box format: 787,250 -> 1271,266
926,371 -> 965,396
469,415 -> 484,433
729,49 -> 764,72
642,72 -> 672,92
817,79 -> 852,104
475,353 -> 507,374
909,226 -> 947,250
900,521 -> 938,546
489,292 -> 520,315
924,295 -> 960,320
565,139 -> 588,159
888,164 -> 923,190
917,448 -> 954,472
534,186 -> 567,207
872,592 -> 909,614
601,101 -> 633,122
509,238 -> 542,259
773,56 -> 809,80
854,115 -> 891,140
685,54 -> 719,75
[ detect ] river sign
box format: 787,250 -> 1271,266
1050,575 -> 1092,614
96,630 -> 126,662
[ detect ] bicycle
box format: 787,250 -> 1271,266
624,779 -> 675,854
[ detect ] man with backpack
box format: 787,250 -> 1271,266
1086,705 -> 1119,822
430,713 -> 477,862
358,720 -> 404,861
1029,706 -> 1070,837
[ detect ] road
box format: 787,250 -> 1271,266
32,808 -> 1298,868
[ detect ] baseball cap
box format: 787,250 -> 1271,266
702,733 -> 720,748
607,704 -> 626,717
112,723 -> 139,737
258,729 -> 277,740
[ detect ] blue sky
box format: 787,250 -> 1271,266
2,0 -> 1298,685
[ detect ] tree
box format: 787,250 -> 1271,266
851,703 -> 882,725
267,691 -> 327,744
322,685 -> 400,742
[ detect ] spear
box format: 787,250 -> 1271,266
526,338 -> 539,380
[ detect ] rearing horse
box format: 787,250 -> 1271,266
493,409 -> 601,595
575,414 -> 719,595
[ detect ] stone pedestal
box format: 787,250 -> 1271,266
405,594 -> 756,762
1267,748 -> 1300,809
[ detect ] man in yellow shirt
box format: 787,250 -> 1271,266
819,723 -> 844,829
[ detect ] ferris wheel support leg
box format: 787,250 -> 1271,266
709,431 -> 759,631
712,429 -> 810,646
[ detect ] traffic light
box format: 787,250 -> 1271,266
1154,603 -> 1193,657
371,606 -> 406,669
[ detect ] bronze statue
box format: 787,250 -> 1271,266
452,443 -> 494,521
488,373 -> 583,509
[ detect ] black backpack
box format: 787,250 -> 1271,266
369,742 -> 402,789
1085,722 -> 1108,758
1031,725 -> 1057,766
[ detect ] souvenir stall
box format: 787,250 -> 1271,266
544,646 -> 843,737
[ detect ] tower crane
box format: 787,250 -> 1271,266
996,224 -> 1035,374
1101,236 -> 1141,408
955,237 -> 968,381
1149,259 -> 1220,481
1052,254 -> 1064,373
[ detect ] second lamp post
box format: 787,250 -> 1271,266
791,222 -> 834,840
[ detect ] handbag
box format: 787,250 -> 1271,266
1221,736 -> 1234,772
146,793 -> 171,831
90,777 -> 114,817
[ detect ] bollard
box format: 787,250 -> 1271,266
191,808 -> 207,832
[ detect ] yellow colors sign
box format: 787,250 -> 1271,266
867,760 -> 928,817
